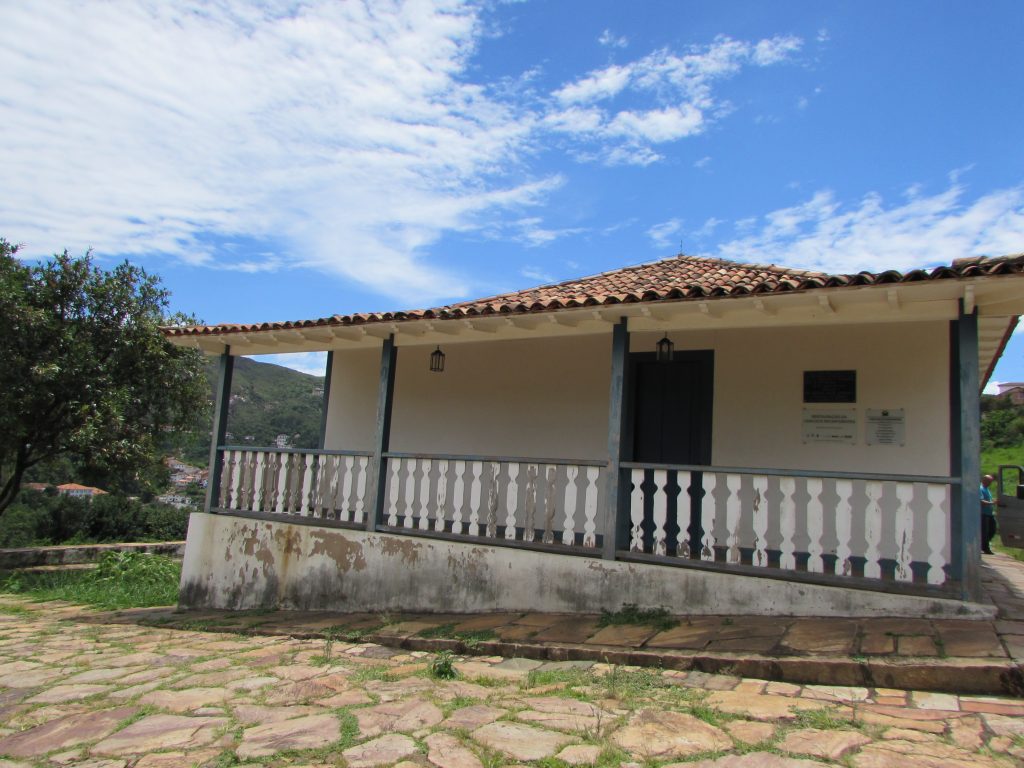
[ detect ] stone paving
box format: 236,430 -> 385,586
2,596 -> 1024,767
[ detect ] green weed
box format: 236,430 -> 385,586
598,604 -> 678,632
428,651 -> 458,680
0,552 -> 181,610
793,707 -> 858,730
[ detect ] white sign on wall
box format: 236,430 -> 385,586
866,408 -> 905,446
801,408 -> 857,444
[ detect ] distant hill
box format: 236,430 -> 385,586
165,356 -> 326,465
981,394 -> 1024,476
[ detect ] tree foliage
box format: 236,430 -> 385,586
0,239 -> 204,512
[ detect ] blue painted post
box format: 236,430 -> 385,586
204,348 -> 234,514
602,320 -> 630,560
366,336 -> 397,532
950,303 -> 982,601
318,351 -> 334,450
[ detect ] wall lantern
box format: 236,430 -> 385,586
429,345 -> 446,373
656,333 -> 674,363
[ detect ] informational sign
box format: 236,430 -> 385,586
803,370 -> 857,403
866,408 -> 905,446
802,408 -> 857,444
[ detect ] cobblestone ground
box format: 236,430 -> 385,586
1,601 -> 1024,768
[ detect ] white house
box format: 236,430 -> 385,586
163,253 -> 1024,617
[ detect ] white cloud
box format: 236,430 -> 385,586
694,156 -> 712,170
714,182 -> 1024,272
521,266 -> 555,283
0,0 -> 548,304
547,34 -> 802,166
648,218 -> 684,250
252,352 -> 329,378
598,29 -> 629,49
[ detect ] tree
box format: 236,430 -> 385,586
0,239 -> 205,513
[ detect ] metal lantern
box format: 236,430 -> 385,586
429,345 -> 446,373
656,333 -> 674,363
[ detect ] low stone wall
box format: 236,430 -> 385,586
0,541 -> 186,570
179,513 -> 993,619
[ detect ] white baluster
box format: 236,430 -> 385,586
225,450 -> 240,508
806,477 -> 824,573
894,483 -> 915,581
300,453 -> 315,516
402,458 -> 417,528
505,463 -> 519,540
700,473 -> 718,561
834,479 -> 853,576
676,471 -> 691,557
387,459 -> 402,527
543,465 -> 557,544
353,457 -> 367,524
725,473 -> 742,564
523,464 -> 537,541
864,481 -> 884,579
252,452 -> 265,512
452,460 -> 466,535
652,469 -> 668,556
469,461 -> 483,536
228,450 -> 241,512
418,458 -> 432,530
751,475 -> 769,568
434,459 -> 449,532
486,462 -> 500,538
926,484 -> 948,585
275,453 -> 289,513
778,476 -> 797,570
583,467 -> 600,548
629,469 -> 645,552
562,465 -> 579,546
339,456 -> 354,522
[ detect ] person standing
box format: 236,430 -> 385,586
981,474 -> 997,555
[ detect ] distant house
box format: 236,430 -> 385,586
156,494 -> 194,509
22,482 -> 51,493
56,483 -> 107,499
996,383 -> 1024,405
274,434 -> 292,449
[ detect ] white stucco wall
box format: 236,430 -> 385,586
323,320 -> 951,477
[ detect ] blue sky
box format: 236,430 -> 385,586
2,1 -> 1023,383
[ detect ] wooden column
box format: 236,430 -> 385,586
366,335 -> 397,532
602,320 -> 630,560
950,302 -> 982,601
318,351 -> 334,450
204,348 -> 234,514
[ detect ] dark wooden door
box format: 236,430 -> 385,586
628,351 -> 713,556
631,353 -> 713,465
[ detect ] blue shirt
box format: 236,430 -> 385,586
981,485 -> 995,516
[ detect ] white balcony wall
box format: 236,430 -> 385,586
323,319 -> 950,477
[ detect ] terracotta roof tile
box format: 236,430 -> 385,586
162,252 -> 1024,338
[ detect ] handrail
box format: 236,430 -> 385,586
619,461 -> 959,485
383,451 -> 608,468
217,446 -> 372,457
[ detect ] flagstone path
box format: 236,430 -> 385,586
1,598 -> 1023,767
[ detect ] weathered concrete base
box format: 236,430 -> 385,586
179,513 -> 994,619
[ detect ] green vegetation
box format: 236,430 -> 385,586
416,623 -> 497,647
981,396 -> 1024,477
0,239 -> 205,514
165,356 -> 326,466
0,489 -> 189,547
427,650 -> 458,679
0,550 -> 181,609
597,603 -> 678,632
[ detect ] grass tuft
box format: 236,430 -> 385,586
598,604 -> 678,632
0,552 -> 181,610
428,650 -> 458,680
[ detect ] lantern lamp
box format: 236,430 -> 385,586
656,333 -> 674,363
429,345 -> 446,373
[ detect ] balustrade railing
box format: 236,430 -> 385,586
211,447 -> 958,591
381,453 -> 606,551
216,447 -> 372,524
621,463 -> 953,586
